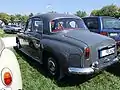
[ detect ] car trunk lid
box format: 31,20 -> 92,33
63,30 -> 117,68
63,30 -> 113,46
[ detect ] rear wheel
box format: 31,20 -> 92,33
44,55 -> 60,79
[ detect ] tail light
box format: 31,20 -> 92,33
85,47 -> 90,60
100,32 -> 108,36
1,68 -> 12,86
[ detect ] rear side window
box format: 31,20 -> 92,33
102,18 -> 120,29
83,18 -> 99,29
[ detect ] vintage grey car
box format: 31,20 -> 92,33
16,13 -> 118,79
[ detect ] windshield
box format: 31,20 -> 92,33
51,18 -> 87,32
102,18 -> 120,29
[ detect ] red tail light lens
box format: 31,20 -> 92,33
100,32 -> 108,36
85,47 -> 90,59
1,68 -> 12,86
4,72 -> 12,86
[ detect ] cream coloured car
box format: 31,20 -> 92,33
0,39 -> 22,90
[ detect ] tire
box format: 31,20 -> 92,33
45,56 -> 60,79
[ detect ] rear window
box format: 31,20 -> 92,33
83,18 -> 99,29
102,18 -> 120,29
50,18 -> 86,32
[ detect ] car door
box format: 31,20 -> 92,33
83,18 -> 99,33
28,17 -> 43,63
19,18 -> 33,50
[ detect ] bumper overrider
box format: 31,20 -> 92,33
68,57 -> 119,75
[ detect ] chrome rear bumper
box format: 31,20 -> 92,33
68,67 -> 94,75
68,57 -> 119,75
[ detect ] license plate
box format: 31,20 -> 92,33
100,47 -> 115,58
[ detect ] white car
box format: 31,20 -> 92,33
0,39 -> 22,90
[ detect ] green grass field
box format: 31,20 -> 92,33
15,50 -> 120,90
1,29 -> 120,90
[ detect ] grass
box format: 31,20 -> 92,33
15,49 -> 120,90
1,29 -> 120,90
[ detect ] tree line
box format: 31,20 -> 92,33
0,4 -> 119,25
0,13 -> 30,25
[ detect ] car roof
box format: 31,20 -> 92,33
32,13 -> 80,21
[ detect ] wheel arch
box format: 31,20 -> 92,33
42,49 -> 68,79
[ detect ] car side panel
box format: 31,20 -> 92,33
41,38 -> 84,71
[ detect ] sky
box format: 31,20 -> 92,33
0,0 -> 120,15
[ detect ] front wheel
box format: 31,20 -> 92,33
45,56 -> 60,79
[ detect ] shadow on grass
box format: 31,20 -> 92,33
106,61 -> 120,77
56,73 -> 100,87
14,46 -> 48,77
14,47 -> 99,87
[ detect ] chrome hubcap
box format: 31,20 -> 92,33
48,58 -> 56,75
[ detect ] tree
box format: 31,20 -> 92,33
15,14 -> 22,21
21,15 -> 29,23
0,13 -> 10,24
91,4 -> 120,18
90,10 -> 101,16
75,10 -> 87,18
10,15 -> 16,23
29,13 -> 33,17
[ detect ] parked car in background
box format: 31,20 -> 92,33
3,25 -> 22,33
16,13 -> 118,79
0,38 -> 22,90
82,16 -> 120,46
